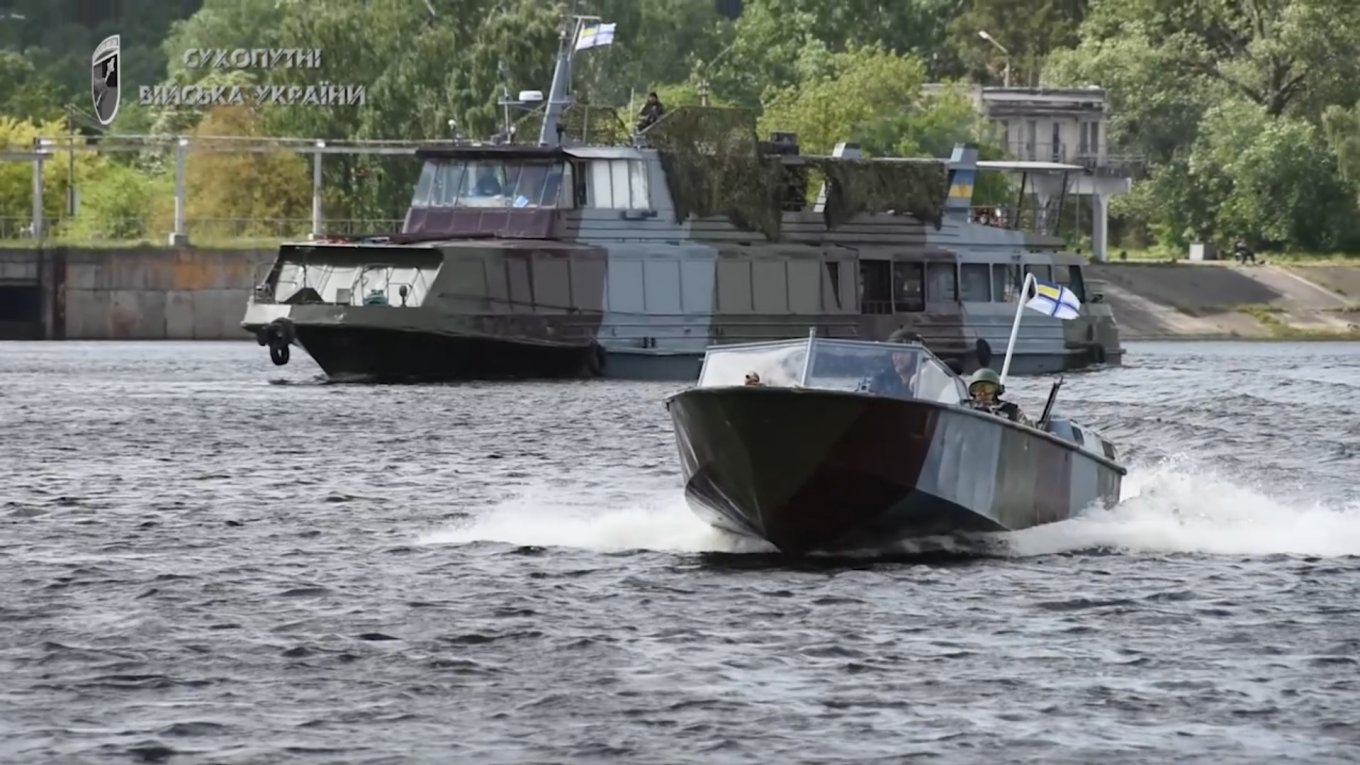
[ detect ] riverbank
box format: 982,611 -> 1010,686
3,246 -> 1358,342
1086,262 -> 1360,340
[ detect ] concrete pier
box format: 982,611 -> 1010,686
0,246 -> 274,341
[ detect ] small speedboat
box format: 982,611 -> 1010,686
663,330 -> 1126,555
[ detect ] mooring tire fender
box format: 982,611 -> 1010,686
266,317 -> 296,346
269,341 -> 290,366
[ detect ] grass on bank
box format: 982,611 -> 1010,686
1111,247 -> 1360,265
1233,302 -> 1360,339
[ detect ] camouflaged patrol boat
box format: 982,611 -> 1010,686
665,328 -> 1127,556
241,20 -> 1124,382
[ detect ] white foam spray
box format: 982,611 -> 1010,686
1005,456 -> 1360,558
419,457 -> 1360,559
417,483 -> 770,554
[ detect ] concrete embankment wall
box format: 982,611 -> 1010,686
1086,262 -> 1360,339
3,247 -> 1358,342
0,246 -> 274,340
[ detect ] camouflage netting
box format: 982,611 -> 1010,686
643,107 -> 950,237
515,103 -> 631,145
644,106 -> 788,240
802,158 -> 950,230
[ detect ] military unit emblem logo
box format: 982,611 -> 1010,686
92,35 -> 120,126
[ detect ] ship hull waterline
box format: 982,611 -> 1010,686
665,386 -> 1125,556
245,321 -> 1114,382
248,322 -> 602,382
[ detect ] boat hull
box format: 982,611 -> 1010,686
246,320 -> 598,382
665,387 -> 1123,555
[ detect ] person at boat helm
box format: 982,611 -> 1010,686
966,368 -> 1034,427
636,91 -> 665,132
473,168 -> 502,196
857,327 -> 923,398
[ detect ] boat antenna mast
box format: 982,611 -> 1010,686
538,0 -> 597,146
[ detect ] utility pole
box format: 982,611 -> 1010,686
66,105 -> 76,218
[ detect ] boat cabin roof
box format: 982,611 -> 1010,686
696,336 -> 968,407
414,144 -> 645,162
977,160 -> 1087,173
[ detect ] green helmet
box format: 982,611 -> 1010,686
968,368 -> 1002,391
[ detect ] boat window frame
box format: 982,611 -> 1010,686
411,158 -> 568,209
959,262 -> 991,303
585,158 -> 650,209
695,337 -> 968,406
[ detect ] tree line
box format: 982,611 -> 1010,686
3,0 -> 1360,254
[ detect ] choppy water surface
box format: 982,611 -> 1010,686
2,340 -> 1359,764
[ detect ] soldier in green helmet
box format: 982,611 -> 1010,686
966,367 -> 1033,427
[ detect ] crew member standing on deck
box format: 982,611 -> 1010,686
636,91 -> 665,132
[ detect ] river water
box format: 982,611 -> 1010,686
2,340 -> 1358,764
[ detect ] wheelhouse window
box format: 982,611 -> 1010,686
892,261 -> 924,312
1059,264 -> 1086,301
960,263 -> 990,302
992,263 -> 1018,301
859,260 -> 892,314
586,159 -> 650,209
409,160 -> 569,209
926,262 -> 957,302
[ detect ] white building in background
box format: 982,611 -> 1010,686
924,83 -> 1145,262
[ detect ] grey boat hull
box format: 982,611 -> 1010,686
666,386 -> 1126,555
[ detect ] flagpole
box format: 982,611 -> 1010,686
999,271 -> 1035,387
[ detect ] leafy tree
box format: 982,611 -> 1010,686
758,46 -> 928,155
1072,0 -> 1360,120
1323,103 -> 1360,195
948,0 -> 1089,87
0,52 -> 66,121
183,103 -> 309,234
66,162 -> 167,240
0,116 -> 104,224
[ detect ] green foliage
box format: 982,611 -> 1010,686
757,45 -> 927,155
5,0 -> 1360,251
1323,104 -> 1360,191
947,0 -> 1087,87
66,162 -> 167,240
185,104 -> 310,230
0,116 -> 105,222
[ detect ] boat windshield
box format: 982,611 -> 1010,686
410,159 -> 566,209
697,338 -> 968,406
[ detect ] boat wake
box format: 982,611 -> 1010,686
416,484 -> 768,555
1005,455 -> 1360,558
418,457 -> 1360,559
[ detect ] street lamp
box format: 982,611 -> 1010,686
978,30 -> 1010,88
695,42 -> 736,107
